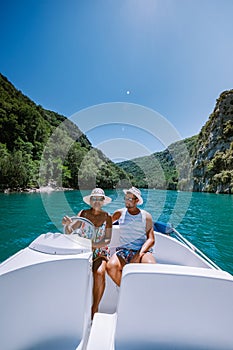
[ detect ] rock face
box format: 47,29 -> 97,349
193,90 -> 233,193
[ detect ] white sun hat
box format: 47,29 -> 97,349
123,186 -> 143,205
83,188 -> 112,206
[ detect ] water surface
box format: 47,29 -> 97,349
0,189 -> 232,274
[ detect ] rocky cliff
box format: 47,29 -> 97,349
193,90 -> 233,193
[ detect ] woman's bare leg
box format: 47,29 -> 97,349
92,259 -> 107,318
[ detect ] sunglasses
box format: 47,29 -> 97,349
90,197 -> 104,202
124,196 -> 137,202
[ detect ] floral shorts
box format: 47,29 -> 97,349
93,246 -> 110,261
116,247 -> 139,264
116,247 -> 153,264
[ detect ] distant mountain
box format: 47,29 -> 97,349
0,73 -> 129,191
118,90 -> 233,194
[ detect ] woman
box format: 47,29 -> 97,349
62,188 -> 112,318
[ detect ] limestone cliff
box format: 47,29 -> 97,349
193,90 -> 233,193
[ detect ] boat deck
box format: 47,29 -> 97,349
0,227 -> 233,349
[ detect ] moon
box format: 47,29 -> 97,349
126,90 -> 130,95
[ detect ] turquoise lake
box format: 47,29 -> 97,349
0,189 -> 232,274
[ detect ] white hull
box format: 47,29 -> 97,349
0,226 -> 233,349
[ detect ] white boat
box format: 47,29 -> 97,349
0,218 -> 233,350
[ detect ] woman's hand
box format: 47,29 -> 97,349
62,215 -> 73,234
62,215 -> 72,225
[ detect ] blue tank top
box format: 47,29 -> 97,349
119,208 -> 147,250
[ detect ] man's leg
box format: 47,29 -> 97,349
107,253 -> 125,287
92,259 -> 107,318
140,252 -> 156,263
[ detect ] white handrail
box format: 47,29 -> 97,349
172,228 -> 221,270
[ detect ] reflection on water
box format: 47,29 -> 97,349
0,190 -> 232,274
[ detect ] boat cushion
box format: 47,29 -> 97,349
153,221 -> 173,234
114,264 -> 233,350
0,255 -> 92,349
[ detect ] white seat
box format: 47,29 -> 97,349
153,232 -> 215,268
115,264 -> 233,350
98,225 -> 121,314
86,313 -> 117,350
0,254 -> 92,350
109,225 -> 121,256
88,263 -> 233,350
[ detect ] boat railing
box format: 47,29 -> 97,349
171,227 -> 221,270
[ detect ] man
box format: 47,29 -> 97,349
107,187 -> 156,286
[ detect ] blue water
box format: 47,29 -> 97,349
0,189 -> 232,274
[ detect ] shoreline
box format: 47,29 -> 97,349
2,186 -> 74,194
1,186 -> 232,195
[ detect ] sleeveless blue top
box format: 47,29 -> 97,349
118,208 -> 147,250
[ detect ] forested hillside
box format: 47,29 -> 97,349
118,135 -> 198,191
0,74 -> 129,191
1,73 -> 232,194
118,90 -> 233,194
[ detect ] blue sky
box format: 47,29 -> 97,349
1,0 -> 233,161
